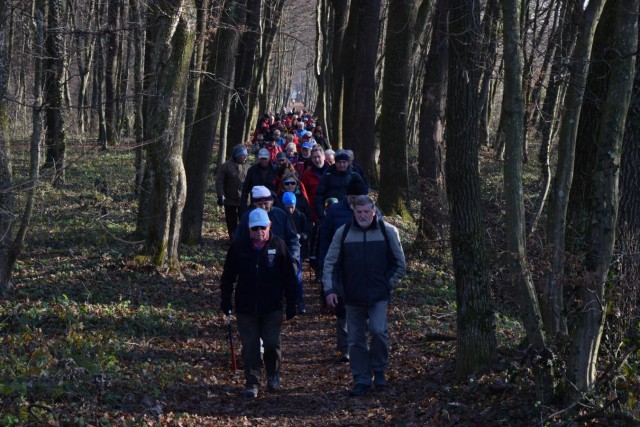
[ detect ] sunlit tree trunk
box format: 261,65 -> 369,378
137,0 -> 196,271
330,0 -> 349,148
104,0 -> 120,147
130,0 -> 145,195
446,0 -> 497,377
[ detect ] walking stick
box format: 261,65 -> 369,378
226,315 -> 237,373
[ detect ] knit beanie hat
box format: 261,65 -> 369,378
335,152 -> 350,162
251,185 -> 274,202
282,192 -> 296,206
346,178 -> 367,196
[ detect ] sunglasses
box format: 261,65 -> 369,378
283,181 -> 296,186
250,226 -> 267,231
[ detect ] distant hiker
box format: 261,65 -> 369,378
240,149 -> 277,213
221,208 -> 297,398
216,144 -> 250,240
323,195 -> 406,397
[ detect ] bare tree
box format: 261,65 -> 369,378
445,0 -> 497,376
136,0 -> 196,271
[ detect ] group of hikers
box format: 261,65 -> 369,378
216,110 -> 406,398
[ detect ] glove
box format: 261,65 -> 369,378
286,304 -> 296,320
217,195 -> 224,206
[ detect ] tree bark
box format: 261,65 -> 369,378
566,0 -> 638,392
352,0 -> 381,181
130,0 -> 145,195
543,0 -> 605,340
182,0 -> 241,245
446,0 -> 497,377
417,0 -> 447,240
226,0 -> 260,148
104,0 -> 120,148
377,0 -> 417,217
329,0 -> 350,148
42,0 -> 66,187
137,0 -> 196,271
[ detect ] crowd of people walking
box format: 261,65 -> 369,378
216,109 -> 406,398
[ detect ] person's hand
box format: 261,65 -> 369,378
217,195 -> 224,206
326,293 -> 338,308
286,304 -> 296,320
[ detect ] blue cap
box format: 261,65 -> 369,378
249,208 -> 270,228
282,192 -> 296,206
233,145 -> 248,157
301,141 -> 314,149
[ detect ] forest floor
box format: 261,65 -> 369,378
0,146 -> 636,426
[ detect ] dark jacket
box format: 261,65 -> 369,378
240,163 -> 277,211
317,198 -> 383,271
234,206 -> 300,262
314,167 -> 363,220
220,234 -> 297,315
322,217 -> 406,307
288,208 -> 312,260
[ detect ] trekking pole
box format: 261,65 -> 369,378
226,315 -> 237,373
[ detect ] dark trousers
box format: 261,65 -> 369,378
236,310 -> 283,386
224,205 -> 242,239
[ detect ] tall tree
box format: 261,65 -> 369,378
501,0 -> 551,399
377,0 -> 417,216
104,0 -> 120,147
130,0 -> 145,194
619,54 -> 640,232
565,0 -> 638,392
352,0 -> 381,179
137,0 -> 196,271
417,0 -> 448,240
543,0 -> 605,340
182,0 -> 242,245
446,0 -> 497,376
226,0 -> 260,148
42,0 -> 66,187
329,0 -> 350,148
1,0 -> 43,295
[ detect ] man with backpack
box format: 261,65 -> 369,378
323,195 -> 406,397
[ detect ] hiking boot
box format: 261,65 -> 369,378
336,351 -> 349,363
348,383 -> 371,397
243,384 -> 258,398
267,375 -> 280,391
373,371 -> 387,388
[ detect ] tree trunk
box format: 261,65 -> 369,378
377,0 -> 417,217
182,0 -> 241,245
543,0 -> 605,340
618,53 -> 640,233
226,0 -> 260,148
182,0 -> 211,155
417,0 -> 447,240
0,0 -> 43,296
42,0 -> 66,187
137,0 -> 196,271
352,0 -> 381,181
340,1 -> 359,150
330,0 -> 350,148
314,0 -> 330,137
501,0 -> 551,400
446,0 -> 497,377
130,0 -> 145,195
104,0 -> 119,147
565,0 -> 638,392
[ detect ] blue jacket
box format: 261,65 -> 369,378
234,206 -> 300,262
